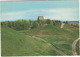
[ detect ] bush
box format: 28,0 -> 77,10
15,20 -> 30,30
54,20 -> 61,26
46,19 -> 51,24
1,21 -> 8,27
50,20 -> 53,25
33,21 -> 39,28
1,20 -> 31,30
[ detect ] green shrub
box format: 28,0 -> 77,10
33,21 -> 39,28
46,19 -> 51,24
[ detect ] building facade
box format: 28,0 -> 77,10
37,16 -> 44,23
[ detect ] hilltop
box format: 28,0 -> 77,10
1,19 -> 79,56
17,24 -> 79,55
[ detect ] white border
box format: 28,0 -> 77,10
0,0 -> 79,57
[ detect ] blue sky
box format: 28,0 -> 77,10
1,0 -> 79,21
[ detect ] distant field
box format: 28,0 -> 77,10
1,23 -> 79,56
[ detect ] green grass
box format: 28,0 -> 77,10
26,24 -> 79,55
1,26 -> 60,56
1,23 -> 79,56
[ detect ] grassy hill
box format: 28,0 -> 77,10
1,26 -> 60,56
24,24 -> 78,55
1,23 -> 79,56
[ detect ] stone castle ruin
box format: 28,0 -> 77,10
37,16 -> 44,23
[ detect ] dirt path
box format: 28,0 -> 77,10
72,38 -> 80,56
29,24 -> 66,55
31,36 -> 66,55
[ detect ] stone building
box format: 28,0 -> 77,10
37,16 -> 44,23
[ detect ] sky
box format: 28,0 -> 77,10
0,0 -> 79,21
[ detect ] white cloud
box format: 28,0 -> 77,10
1,11 -> 24,21
41,8 -> 78,21
1,8 -> 78,21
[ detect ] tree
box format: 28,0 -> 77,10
65,21 -> 68,24
33,21 -> 39,28
3,21 -> 8,26
15,20 -> 23,30
8,21 -> 15,28
39,20 -> 46,26
14,20 -> 31,30
22,20 -> 30,30
52,20 -> 55,25
50,20 -> 53,25
46,19 -> 51,24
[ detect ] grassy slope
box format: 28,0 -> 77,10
1,26 -> 60,56
29,24 -> 79,55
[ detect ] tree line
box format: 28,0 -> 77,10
1,19 -> 61,30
